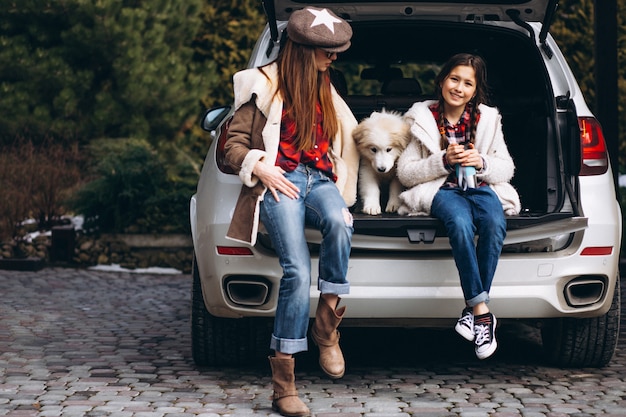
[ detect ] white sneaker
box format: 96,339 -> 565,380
474,313 -> 497,360
454,307 -> 474,341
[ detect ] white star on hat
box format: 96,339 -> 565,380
308,8 -> 341,33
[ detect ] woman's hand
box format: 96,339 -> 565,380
446,143 -> 483,170
253,161 -> 300,201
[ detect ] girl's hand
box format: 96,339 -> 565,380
253,162 -> 300,201
446,143 -> 483,170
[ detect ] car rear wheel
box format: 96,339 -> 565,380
541,275 -> 620,368
191,255 -> 272,367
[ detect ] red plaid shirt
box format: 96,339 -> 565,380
276,101 -> 337,181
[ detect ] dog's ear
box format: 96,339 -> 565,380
399,120 -> 412,148
352,123 -> 365,145
368,111 -> 384,121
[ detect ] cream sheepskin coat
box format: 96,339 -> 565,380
396,100 -> 521,216
225,63 -> 359,245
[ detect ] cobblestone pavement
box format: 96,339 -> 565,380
1,267 -> 625,417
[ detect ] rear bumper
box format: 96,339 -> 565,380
193,222 -> 619,323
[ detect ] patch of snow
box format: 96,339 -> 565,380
24,230 -> 51,243
88,263 -> 182,275
71,215 -> 84,231
21,215 -> 83,243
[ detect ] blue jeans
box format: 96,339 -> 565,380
430,186 -> 506,307
260,164 -> 353,354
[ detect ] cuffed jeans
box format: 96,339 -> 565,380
260,164 -> 353,354
430,186 -> 506,307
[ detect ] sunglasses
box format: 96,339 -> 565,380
320,50 -> 337,59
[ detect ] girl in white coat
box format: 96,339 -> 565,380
397,53 -> 520,360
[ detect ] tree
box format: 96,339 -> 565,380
193,0 -> 265,110
550,0 -> 596,108
0,0 -> 205,145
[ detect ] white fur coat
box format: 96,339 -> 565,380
396,100 -> 521,216
232,63 -> 359,206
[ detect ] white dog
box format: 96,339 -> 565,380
352,110 -> 412,215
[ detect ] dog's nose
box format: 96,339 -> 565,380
377,167 -> 387,173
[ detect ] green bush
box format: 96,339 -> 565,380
69,138 -> 194,234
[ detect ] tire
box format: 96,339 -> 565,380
190,255 -> 272,367
541,275 -> 621,368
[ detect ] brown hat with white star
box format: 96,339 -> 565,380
286,7 -> 352,53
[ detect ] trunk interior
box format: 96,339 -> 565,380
328,21 -> 576,232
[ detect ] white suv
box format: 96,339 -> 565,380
190,0 -> 621,368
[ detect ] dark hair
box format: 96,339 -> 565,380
434,53 -> 489,149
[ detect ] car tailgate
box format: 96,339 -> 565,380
348,212 -> 588,250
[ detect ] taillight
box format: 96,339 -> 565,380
580,246 -> 613,256
216,116 -> 236,174
217,246 -> 254,256
579,117 -> 609,176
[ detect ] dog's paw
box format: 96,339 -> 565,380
385,202 -> 400,213
362,204 -> 382,215
385,196 -> 402,213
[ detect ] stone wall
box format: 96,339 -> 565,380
0,230 -> 193,273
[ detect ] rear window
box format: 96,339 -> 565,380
332,20 -> 548,111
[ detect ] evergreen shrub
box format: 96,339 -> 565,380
70,138 -> 194,235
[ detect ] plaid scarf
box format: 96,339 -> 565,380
430,103 -> 484,188
429,102 -> 478,145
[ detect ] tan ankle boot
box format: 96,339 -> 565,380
268,356 -> 310,417
311,296 -> 346,379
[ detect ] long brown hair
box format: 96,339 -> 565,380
273,39 -> 339,151
434,53 -> 488,150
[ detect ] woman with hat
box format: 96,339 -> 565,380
223,7 -> 358,417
